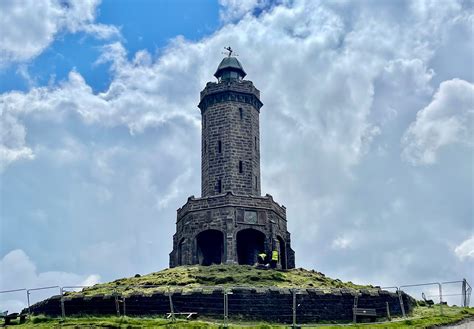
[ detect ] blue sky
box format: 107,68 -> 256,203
0,0 -> 220,92
1,0 -> 473,311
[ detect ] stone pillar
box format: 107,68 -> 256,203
225,231 -> 236,264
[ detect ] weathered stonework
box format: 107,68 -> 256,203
170,56 -> 295,268
169,192 -> 295,268
199,80 -> 262,197
28,288 -> 415,323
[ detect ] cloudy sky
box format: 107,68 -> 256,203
1,0 -> 473,310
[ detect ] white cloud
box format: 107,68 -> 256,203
0,0 -> 119,66
382,59 -> 434,96
35,136 -> 86,168
157,168 -> 194,210
402,79 -> 474,165
0,112 -> 35,171
454,236 -> 474,261
218,0 -> 277,22
0,249 -> 100,313
78,240 -> 141,276
0,146 -> 34,172
81,274 -> 101,287
3,0 -> 461,171
331,236 -> 353,250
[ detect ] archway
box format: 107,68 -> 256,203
196,230 -> 224,266
237,229 -> 265,265
277,236 -> 287,269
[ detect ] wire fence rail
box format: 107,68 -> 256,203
0,278 -> 471,327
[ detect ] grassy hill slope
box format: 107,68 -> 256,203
74,265 -> 373,296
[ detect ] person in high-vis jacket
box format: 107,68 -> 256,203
270,250 -> 279,269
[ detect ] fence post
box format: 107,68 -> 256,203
223,290 -> 228,327
462,278 -> 467,308
292,289 -> 297,328
168,288 -> 175,322
397,289 -> 406,318
60,288 -> 66,319
26,290 -> 31,316
123,297 -> 126,317
466,280 -> 472,307
114,290 -> 120,316
438,283 -> 443,316
353,294 -> 358,323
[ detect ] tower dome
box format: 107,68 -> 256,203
214,56 -> 247,81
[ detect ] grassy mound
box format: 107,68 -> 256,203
73,265 -> 372,296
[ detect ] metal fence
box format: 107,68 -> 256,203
0,278 -> 471,326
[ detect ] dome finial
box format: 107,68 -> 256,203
223,46 -> 233,57
222,46 -> 239,58
215,47 -> 245,81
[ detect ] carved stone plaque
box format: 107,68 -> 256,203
244,210 -> 257,224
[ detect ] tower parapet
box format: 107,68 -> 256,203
199,80 -> 262,112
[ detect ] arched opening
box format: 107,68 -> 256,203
196,230 -> 224,266
177,238 -> 185,266
277,236 -> 287,269
237,229 -> 265,265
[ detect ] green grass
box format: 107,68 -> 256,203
70,265 -> 372,297
318,305 -> 474,328
14,315 -> 217,328
13,306 -> 474,328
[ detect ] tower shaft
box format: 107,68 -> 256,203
199,80 -> 262,197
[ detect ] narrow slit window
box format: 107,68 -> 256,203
254,137 -> 257,150
255,176 -> 258,189
217,179 -> 222,193
239,108 -> 243,120
239,161 -> 243,173
218,140 -> 222,153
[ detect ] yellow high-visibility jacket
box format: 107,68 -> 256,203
272,250 -> 279,261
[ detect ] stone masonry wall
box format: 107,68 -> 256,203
177,192 -> 287,219
170,192 -> 295,268
28,288 -> 415,323
200,79 -> 262,197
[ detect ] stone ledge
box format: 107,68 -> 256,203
200,80 -> 260,100
177,192 -> 286,221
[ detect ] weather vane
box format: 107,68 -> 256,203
222,46 -> 238,57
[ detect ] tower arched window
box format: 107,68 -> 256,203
218,140 -> 222,153
239,107 -> 243,120
239,161 -> 243,173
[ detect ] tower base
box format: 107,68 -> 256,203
169,192 -> 295,269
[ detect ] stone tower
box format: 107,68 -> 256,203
169,54 -> 295,269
